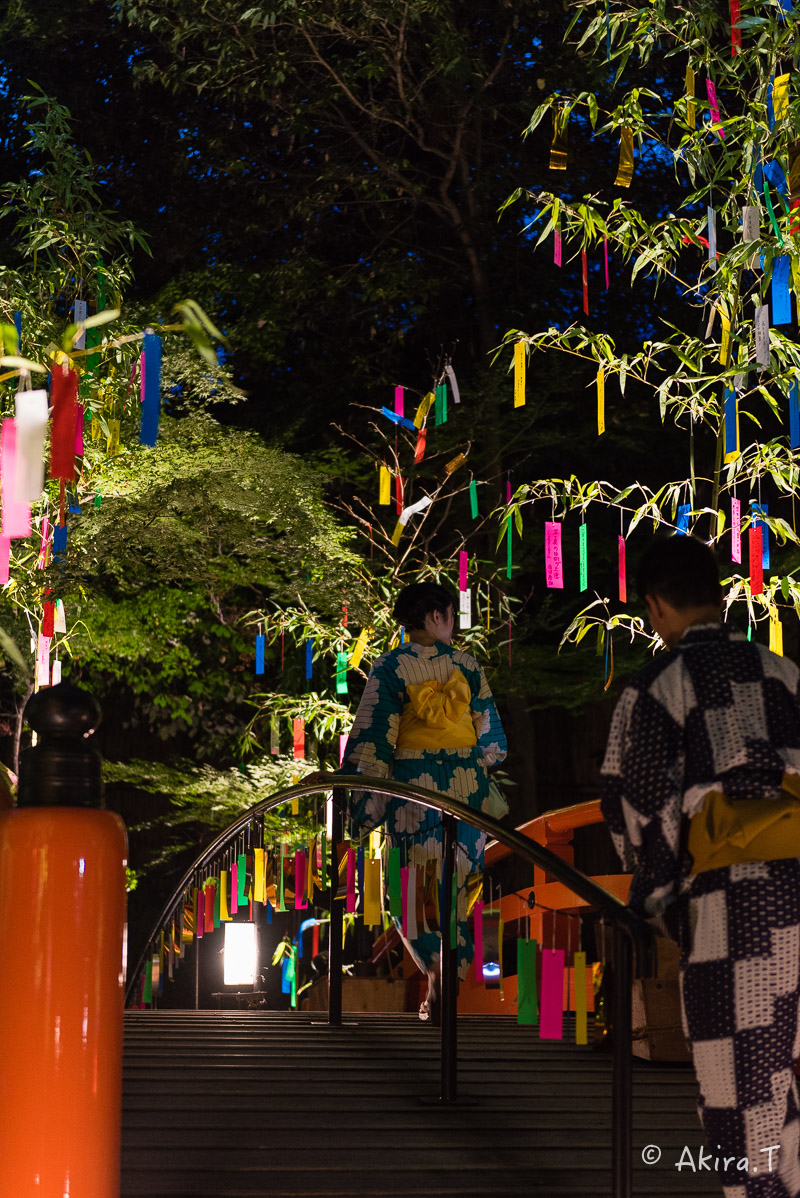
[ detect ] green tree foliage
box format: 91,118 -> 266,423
501,0 -> 800,655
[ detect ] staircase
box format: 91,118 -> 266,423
122,1010 -> 718,1197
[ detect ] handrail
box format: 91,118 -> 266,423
126,774 -> 653,1002
126,773 -> 655,1198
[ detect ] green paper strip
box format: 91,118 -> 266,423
388,847 -> 402,919
290,948 -> 297,1010
213,880 -> 221,928
237,853 -> 248,906
143,958 -> 153,1004
94,493 -> 102,509
506,516 -> 512,579
335,650 -> 348,695
469,480 -> 478,519
764,179 -> 784,246
578,522 -> 588,592
434,383 -> 448,426
278,849 -> 286,912
517,938 -> 538,1025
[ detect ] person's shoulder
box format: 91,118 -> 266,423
450,646 -> 482,674
753,641 -> 800,687
629,646 -> 682,693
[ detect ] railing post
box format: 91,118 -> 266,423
440,812 -> 458,1102
194,918 -> 200,1011
611,921 -> 633,1198
0,683 -> 127,1198
327,786 -> 346,1026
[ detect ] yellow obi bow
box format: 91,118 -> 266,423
396,668 -> 478,751
688,775 -> 800,874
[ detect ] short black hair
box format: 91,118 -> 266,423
393,581 -> 456,630
636,534 -> 722,610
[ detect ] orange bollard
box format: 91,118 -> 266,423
0,684 -> 127,1198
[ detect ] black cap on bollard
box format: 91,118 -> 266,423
17,683 -> 104,809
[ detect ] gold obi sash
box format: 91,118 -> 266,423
688,773 -> 800,874
396,668 -> 478,751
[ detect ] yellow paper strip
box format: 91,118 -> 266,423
363,858 -> 382,927
717,509 -> 726,540
614,128 -> 634,187
350,627 -> 370,670
219,871 -> 231,921
686,64 -> 696,128
719,311 -> 731,366
574,951 -> 588,1045
106,418 -> 121,458
514,342 -> 526,408
413,391 -> 435,429
549,106 -> 568,170
379,465 -> 391,505
774,73 -> 790,123
253,848 -> 266,904
770,609 -> 783,656
596,369 -> 605,435
391,520 -> 404,546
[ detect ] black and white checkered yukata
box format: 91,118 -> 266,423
601,623 -> 800,1198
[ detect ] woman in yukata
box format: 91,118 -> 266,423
342,581 -> 507,1021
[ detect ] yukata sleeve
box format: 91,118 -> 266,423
600,681 -> 685,917
471,666 -> 507,767
341,653 -> 403,834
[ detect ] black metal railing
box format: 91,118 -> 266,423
126,775 -> 655,1198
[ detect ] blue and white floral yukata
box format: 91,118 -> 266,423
343,639 -> 507,980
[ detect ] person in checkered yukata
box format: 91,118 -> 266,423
601,535 -> 800,1198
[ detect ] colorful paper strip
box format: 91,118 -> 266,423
749,525 -> 764,594
544,521 -> 564,589
140,331 -> 162,446
517,938 -> 538,1025
578,522 -> 588,592
540,949 -> 565,1040
732,497 -> 742,564
618,536 -> 627,603
514,342 -> 526,408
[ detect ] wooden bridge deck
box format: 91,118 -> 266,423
122,1010 -> 717,1197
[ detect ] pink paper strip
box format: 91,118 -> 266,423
540,948 -> 566,1040
74,403 -> 84,455
1,420 -> 31,539
473,900 -> 484,985
506,478 -> 512,504
295,851 -> 307,910
604,236 -> 609,289
618,536 -> 627,603
230,863 -> 239,915
339,733 -> 348,765
554,229 -> 562,267
731,497 -> 741,564
394,385 -> 404,418
197,889 -> 204,939
706,79 -> 725,139
401,865 -> 409,937
140,351 -> 146,403
0,536 -> 10,586
346,847 -> 356,914
37,517 -> 50,569
544,521 -> 564,589
37,634 -> 50,688
459,549 -> 468,592
406,866 -> 417,939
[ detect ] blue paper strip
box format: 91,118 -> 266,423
305,638 -> 313,680
67,488 -> 81,514
772,256 -> 792,325
140,331 -> 162,447
764,159 -> 789,196
12,312 -> 21,350
753,503 -> 770,568
676,504 -> 691,534
381,406 -> 417,433
790,382 -> 800,450
724,386 -> 737,457
768,77 -> 776,131
53,523 -> 68,565
266,900 -> 273,924
255,633 -> 265,675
